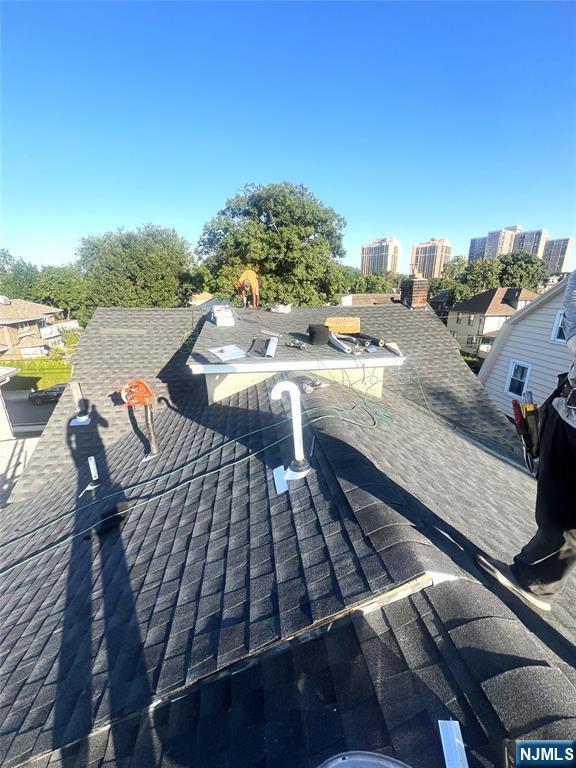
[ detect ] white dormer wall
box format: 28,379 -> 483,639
479,288 -> 572,415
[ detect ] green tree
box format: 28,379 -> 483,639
498,251 -> 548,291
427,256 -> 468,299
365,273 -> 393,293
336,265 -> 367,295
0,256 -> 40,300
196,182 -> 347,305
32,265 -> 88,320
77,224 -> 193,320
462,257 -> 502,295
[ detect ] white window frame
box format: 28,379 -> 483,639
550,309 -> 567,345
505,358 -> 532,398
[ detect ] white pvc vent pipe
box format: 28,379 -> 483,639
270,380 -> 309,471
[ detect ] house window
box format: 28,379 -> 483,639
468,314 -> 475,326
456,313 -> 462,325
550,310 -> 567,344
506,359 -> 531,397
466,335 -> 477,347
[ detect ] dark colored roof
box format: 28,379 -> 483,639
191,305 -> 518,459
9,307 -> 202,502
451,288 -> 538,316
429,290 -> 451,303
1,305 -> 575,768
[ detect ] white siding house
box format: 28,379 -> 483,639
478,278 -> 572,417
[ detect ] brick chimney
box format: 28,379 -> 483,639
400,276 -> 429,308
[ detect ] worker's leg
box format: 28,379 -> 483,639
512,407 -> 576,599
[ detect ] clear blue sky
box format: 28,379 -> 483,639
2,1 -> 576,273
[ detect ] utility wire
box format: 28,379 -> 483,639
0,403 -> 392,576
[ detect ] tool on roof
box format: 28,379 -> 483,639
212,305 -> 235,326
248,336 -> 278,358
286,340 -> 308,351
329,332 -> 363,355
301,379 -> 329,395
237,269 -> 260,308
354,332 -> 385,348
120,379 -> 159,459
308,324 -> 330,345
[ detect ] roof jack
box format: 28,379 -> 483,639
79,456 -> 100,498
271,381 -> 311,493
69,381 -> 91,426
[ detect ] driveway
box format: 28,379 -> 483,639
4,391 -> 57,434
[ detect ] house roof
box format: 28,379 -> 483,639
342,293 -> 398,306
451,287 -> 539,317
1,305 -> 575,768
429,289 -> 451,303
17,336 -> 49,348
0,299 -> 62,324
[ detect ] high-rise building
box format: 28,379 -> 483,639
469,226 -> 521,261
360,237 -> 401,276
485,226 -> 521,259
468,236 -> 487,261
512,229 -> 549,260
543,238 -> 573,274
410,238 -> 453,278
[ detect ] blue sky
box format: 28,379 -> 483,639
2,1 -> 576,273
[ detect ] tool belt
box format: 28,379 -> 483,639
513,372 -> 570,473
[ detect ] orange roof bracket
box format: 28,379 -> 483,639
237,269 -> 260,308
120,379 -> 155,407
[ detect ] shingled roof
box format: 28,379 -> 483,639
451,287 -> 538,317
1,305 -> 575,768
0,298 -> 62,324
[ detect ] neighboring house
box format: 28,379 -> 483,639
478,277 -> 573,416
446,287 -> 538,358
340,292 -> 397,306
2,297 -> 575,767
0,295 -> 63,359
188,291 -> 218,309
428,289 -> 451,324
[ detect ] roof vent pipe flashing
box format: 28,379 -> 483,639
270,380 -> 311,479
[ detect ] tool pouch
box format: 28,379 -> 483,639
531,371 -> 570,458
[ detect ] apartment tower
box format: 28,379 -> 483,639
360,237 -> 401,276
410,238 -> 453,278
542,238 -> 574,274
468,226 -> 521,261
512,229 -> 549,260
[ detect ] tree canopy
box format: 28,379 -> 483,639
78,224 -> 193,320
428,251 -> 549,307
196,182 -> 347,305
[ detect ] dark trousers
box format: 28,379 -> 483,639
513,406 -> 576,599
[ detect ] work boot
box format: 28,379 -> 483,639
475,554 -> 551,613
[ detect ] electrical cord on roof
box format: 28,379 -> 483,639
0,404 -> 393,572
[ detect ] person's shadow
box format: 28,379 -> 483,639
52,403 -> 155,765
